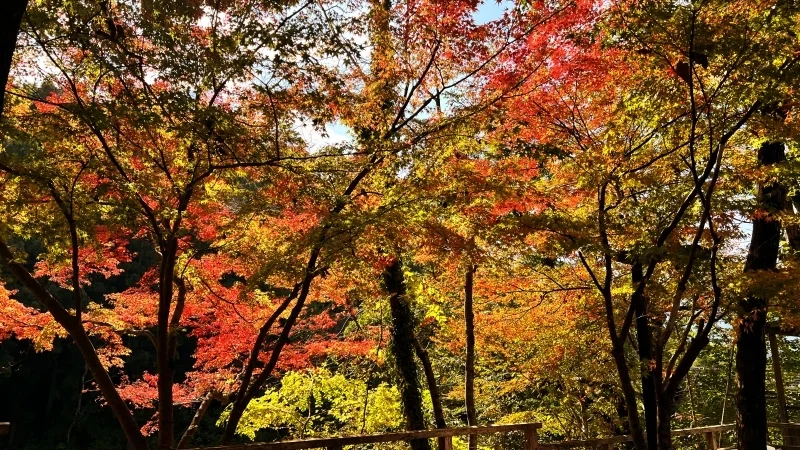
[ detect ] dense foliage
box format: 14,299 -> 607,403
1,0 -> 800,449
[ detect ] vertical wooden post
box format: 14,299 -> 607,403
600,443 -> 613,450
705,431 -> 718,450
328,445 -> 343,450
524,424 -> 539,450
441,436 -> 453,450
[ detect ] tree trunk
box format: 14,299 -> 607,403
413,336 -> 447,450
721,343 -> 734,424
465,264 -> 478,450
0,240 -> 149,450
769,332 -> 793,446
656,396 -> 673,450
736,141 -> 786,450
0,9 -> 149,449
633,264 -> 657,450
0,0 -> 27,118
615,392 -> 632,437
221,267 -> 316,443
786,195 -> 800,251
178,392 -> 215,449
413,336 -> 446,429
384,257 -> 432,450
157,237 -> 181,449
736,295 -> 768,450
72,321 -> 150,450
609,342 -> 648,450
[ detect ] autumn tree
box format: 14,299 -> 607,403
6,1 -> 800,449
1,0 -> 346,448
218,0 -> 576,442
485,1 -> 800,449
736,142 -> 787,450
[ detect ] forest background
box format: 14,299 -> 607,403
1,0 -> 800,449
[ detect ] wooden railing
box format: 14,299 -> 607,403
539,424 -> 733,450
191,423 -> 541,450
767,422 -> 800,450
188,422 -> 800,450
539,423 -> 800,450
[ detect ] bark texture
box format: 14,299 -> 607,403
464,265 -> 478,450
0,0 -> 27,117
633,264 -> 657,450
384,258 -> 432,450
413,336 -> 446,429
736,141 -> 786,450
414,336 -> 447,450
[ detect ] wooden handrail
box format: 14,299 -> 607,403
191,422 -> 800,450
672,424 -> 735,435
541,434 -> 633,448
769,423 -> 800,429
189,423 -> 541,450
540,425 -> 736,449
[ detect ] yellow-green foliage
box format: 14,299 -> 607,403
230,368 -> 403,441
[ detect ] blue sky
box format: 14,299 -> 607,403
300,1 -> 514,150
473,0 -> 511,25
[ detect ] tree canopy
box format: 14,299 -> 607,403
1,1 -> 800,449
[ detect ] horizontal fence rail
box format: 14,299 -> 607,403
188,422 -> 800,450
539,424 -> 735,450
766,422 -> 800,450
189,423 -> 541,450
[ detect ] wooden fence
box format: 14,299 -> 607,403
768,422 -> 800,450
189,423 -> 541,450
185,422 -> 800,450
537,423 -> 800,450
540,424 -> 732,450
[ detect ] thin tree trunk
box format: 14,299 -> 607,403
687,371 -> 697,428
633,264 -> 657,450
221,260 -> 318,443
413,336 -> 447,450
66,362 -> 89,445
384,257 -> 432,450
413,336 -> 446,429
737,141 -> 786,450
0,240 -> 149,450
737,305 -> 768,450
0,10 -> 149,449
464,264 -> 478,450
786,195 -> 800,251
157,237 -> 181,449
721,342 -> 734,424
609,342 -> 648,450
769,332 -> 792,446
656,396 -> 673,450
615,392 -> 632,436
178,392 -> 215,449
45,352 -> 59,418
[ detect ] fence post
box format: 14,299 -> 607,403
600,443 -> 613,450
440,436 -> 453,450
328,445 -> 343,450
524,424 -> 539,450
705,431 -> 718,450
